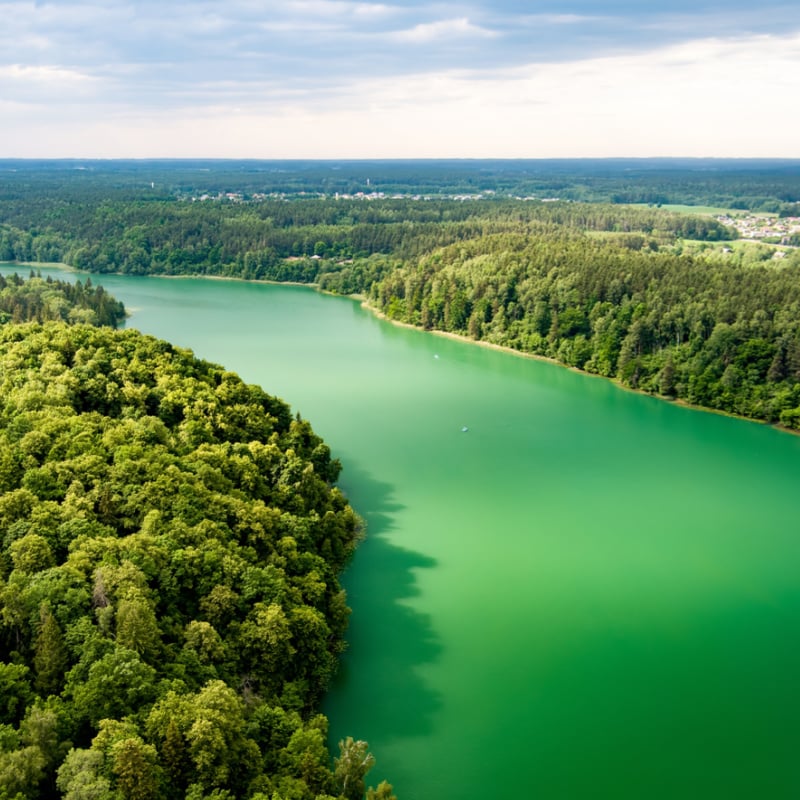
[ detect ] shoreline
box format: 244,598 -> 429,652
4,260 -> 797,437
358,298 -> 800,436
0,261 -> 320,290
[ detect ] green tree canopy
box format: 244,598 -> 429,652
0,321 -> 379,799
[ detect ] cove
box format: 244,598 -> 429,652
5,265 -> 800,798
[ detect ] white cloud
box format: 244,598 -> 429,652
0,61 -> 107,109
2,29 -> 799,157
282,1 -> 396,19
237,0 -> 397,33
0,63 -> 95,84
258,20 -> 345,33
519,14 -> 602,25
317,30 -> 800,157
390,17 -> 499,44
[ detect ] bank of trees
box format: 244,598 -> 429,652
368,231 -> 800,427
0,273 -> 126,328
0,292 -> 393,798
0,197 -> 734,282
3,171 -> 800,429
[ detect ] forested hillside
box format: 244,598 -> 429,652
0,285 -> 394,799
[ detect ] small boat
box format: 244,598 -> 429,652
461,426 -> 468,432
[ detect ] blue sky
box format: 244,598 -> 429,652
2,0 -> 799,158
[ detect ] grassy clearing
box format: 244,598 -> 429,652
629,203 -> 742,216
680,238 -> 769,253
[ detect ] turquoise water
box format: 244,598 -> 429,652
6,265 -> 800,798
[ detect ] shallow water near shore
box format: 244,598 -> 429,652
6,264 -> 800,798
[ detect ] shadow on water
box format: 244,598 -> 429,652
324,460 -> 443,746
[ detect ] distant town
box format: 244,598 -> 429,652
188,190 -> 497,202
716,213 -> 800,244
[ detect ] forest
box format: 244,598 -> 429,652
0,278 -> 395,799
2,158 -> 800,209
0,273 -> 126,328
3,159 -> 800,429
0,193 -> 735,281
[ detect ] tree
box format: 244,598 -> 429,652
279,719 -> 333,796
111,737 -> 162,800
70,647 -> 157,726
334,737 -> 375,800
160,717 -> 187,787
0,745 -> 47,798
0,665 -> 32,726
658,356 -> 677,397
9,534 -> 55,574
115,595 -> 161,663
56,748 -> 114,800
367,781 -> 398,800
239,603 -> 294,694
34,605 -> 69,696
185,681 -> 256,790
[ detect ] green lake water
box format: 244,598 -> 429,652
6,265 -> 800,798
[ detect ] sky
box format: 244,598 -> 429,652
1,0 -> 799,159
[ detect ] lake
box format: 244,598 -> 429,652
5,265 -> 800,798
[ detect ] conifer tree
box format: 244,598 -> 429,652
33,606 -> 68,697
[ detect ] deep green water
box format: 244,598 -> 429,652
6,266 -> 800,798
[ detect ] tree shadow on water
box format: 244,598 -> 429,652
323,460 -> 443,747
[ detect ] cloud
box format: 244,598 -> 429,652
2,1 -> 799,157
0,62 -> 100,105
258,20 -> 346,33
255,0 -> 397,30
3,1 -> 797,104
519,14 -> 603,25
185,30 -> 799,158
389,17 -> 499,43
0,63 -> 94,83
285,1 -> 396,17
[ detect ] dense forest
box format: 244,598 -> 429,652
0,195 -> 734,282
2,158 -> 800,209
0,273 -> 126,328
0,281 -> 395,799
2,160 -> 800,430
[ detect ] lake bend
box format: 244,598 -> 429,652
4,264 -> 800,799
